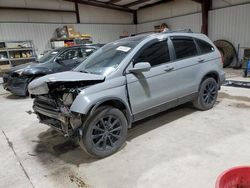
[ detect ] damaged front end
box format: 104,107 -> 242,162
29,71 -> 105,137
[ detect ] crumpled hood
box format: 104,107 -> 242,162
28,71 -> 105,95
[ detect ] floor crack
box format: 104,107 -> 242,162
1,129 -> 35,188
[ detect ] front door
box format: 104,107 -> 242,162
54,48 -> 83,72
126,39 -> 178,121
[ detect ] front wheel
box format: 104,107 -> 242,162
79,106 -> 128,158
193,77 -> 218,110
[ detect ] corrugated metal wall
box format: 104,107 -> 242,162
0,0 -> 133,24
0,2 -> 249,58
137,2 -> 250,51
209,3 -> 250,48
0,23 -> 136,56
137,0 -> 201,23
136,13 -> 202,33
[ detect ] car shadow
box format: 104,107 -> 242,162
33,128 -> 96,166
33,103 -> 196,166
6,94 -> 27,100
127,103 -> 196,141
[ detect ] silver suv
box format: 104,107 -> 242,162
29,30 -> 225,158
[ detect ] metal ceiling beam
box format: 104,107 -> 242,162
124,0 -> 151,7
0,6 -> 76,13
139,0 -> 173,10
192,0 -> 202,3
107,0 -> 123,4
65,0 -> 134,13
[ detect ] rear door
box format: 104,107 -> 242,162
169,36 -> 202,100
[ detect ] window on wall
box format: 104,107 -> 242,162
135,40 -> 170,67
172,37 -> 198,60
196,39 -> 214,54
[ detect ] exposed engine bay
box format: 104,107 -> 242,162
31,78 -> 104,137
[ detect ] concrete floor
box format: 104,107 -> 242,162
0,72 -> 250,188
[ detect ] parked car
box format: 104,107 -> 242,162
29,30 -> 225,158
3,44 -> 101,96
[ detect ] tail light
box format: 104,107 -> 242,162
219,50 -> 224,65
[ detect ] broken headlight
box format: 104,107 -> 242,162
62,93 -> 74,106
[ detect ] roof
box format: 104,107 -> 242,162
65,0 -> 173,12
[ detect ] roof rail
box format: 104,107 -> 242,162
163,28 -> 193,33
129,28 -> 193,37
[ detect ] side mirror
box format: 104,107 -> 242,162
129,62 -> 151,73
55,57 -> 63,64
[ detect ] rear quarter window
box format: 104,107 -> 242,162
171,37 -> 198,60
196,39 -> 214,54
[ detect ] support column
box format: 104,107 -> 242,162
75,0 -> 80,24
201,0 -> 210,35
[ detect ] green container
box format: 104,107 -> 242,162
242,57 -> 250,69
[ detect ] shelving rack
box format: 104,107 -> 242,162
0,40 -> 37,66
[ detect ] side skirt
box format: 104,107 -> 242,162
133,92 -> 198,122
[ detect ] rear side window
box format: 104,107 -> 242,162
135,40 -> 170,67
172,37 -> 198,60
196,39 -> 214,54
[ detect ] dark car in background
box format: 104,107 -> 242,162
3,44 -> 101,96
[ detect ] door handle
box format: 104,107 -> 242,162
198,59 -> 205,63
164,66 -> 174,72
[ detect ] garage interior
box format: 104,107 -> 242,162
0,0 -> 250,187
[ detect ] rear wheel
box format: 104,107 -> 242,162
193,77 -> 218,110
79,106 -> 128,158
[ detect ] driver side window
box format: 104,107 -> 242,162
59,48 -> 80,60
134,40 -> 170,67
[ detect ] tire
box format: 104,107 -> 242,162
193,77 -> 218,110
79,106 -> 128,158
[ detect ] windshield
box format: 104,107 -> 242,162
38,50 -> 59,63
74,35 -> 146,76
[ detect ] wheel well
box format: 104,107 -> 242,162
89,99 -> 132,127
202,72 -> 219,83
99,100 -> 127,110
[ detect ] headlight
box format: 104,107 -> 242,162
62,93 -> 74,106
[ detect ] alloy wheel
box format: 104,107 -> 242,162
91,115 -> 122,150
202,81 -> 217,105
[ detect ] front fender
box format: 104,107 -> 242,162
70,85 -> 129,115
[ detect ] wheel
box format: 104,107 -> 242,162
193,77 -> 218,110
79,106 -> 128,158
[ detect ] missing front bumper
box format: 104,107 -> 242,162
33,105 -> 67,123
